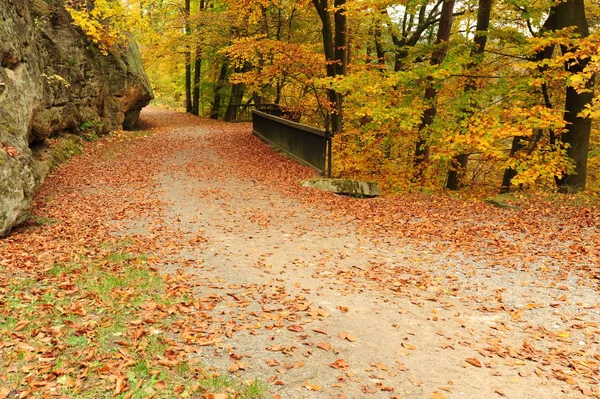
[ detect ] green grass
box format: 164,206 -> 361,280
201,375 -> 267,399
0,248 -> 268,399
33,215 -> 59,226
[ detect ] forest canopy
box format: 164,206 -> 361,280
69,0 -> 599,194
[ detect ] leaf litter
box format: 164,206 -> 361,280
0,107 -> 598,398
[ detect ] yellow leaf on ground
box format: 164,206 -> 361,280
304,381 -> 322,391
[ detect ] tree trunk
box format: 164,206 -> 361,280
500,13 -> 556,192
446,0 -> 492,190
414,0 -> 455,171
555,0 -> 595,192
312,0 -> 344,134
210,62 -> 228,120
192,53 -> 201,115
334,0 -> 347,77
191,0 -> 205,116
184,0 -> 192,113
224,67 -> 245,122
373,24 -> 386,65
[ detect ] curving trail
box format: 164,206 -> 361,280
4,107 -> 599,398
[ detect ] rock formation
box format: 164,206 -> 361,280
0,0 -> 153,236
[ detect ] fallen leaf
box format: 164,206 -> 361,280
316,342 -> 331,351
330,359 -> 349,369
465,358 -> 482,368
304,381 -> 322,391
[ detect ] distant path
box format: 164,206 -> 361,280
113,107 -> 598,399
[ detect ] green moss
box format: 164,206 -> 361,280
48,136 -> 83,171
483,193 -> 520,209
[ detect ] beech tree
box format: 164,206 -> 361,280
78,0 -> 599,194
555,0 -> 596,192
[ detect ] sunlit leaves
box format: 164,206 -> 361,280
66,0 -> 143,54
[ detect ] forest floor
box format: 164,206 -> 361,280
1,107 -> 599,399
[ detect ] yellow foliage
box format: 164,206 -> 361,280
66,0 -> 142,55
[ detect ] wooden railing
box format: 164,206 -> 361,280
224,103 -> 281,122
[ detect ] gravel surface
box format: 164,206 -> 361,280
117,107 -> 599,399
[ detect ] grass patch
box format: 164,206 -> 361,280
202,375 -> 267,399
0,248 -> 267,398
33,215 -> 59,226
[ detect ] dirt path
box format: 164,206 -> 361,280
104,107 -> 595,399
7,107 -> 597,399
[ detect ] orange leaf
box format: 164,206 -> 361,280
316,342 -> 331,351
329,359 -> 349,369
304,381 -> 322,391
114,375 -> 127,395
287,324 -> 304,332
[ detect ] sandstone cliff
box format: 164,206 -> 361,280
0,0 -> 153,236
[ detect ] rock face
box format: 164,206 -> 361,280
0,0 -> 153,236
302,179 -> 381,198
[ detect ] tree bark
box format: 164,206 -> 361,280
554,0 -> 595,192
414,0 -> 455,172
210,62 -> 228,120
191,0 -> 205,116
446,0 -> 492,190
312,0 -> 344,134
184,0 -> 192,113
224,66 -> 246,122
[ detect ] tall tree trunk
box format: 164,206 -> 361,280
555,0 -> 595,192
192,54 -> 201,115
224,66 -> 246,122
333,0 -> 346,131
312,0 -> 344,134
446,0 -> 492,190
191,0 -> 205,116
334,0 -> 347,77
184,0 -> 192,113
373,24 -> 386,65
211,62 -> 228,120
414,0 -> 455,172
500,13 -> 556,192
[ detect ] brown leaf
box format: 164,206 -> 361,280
338,331 -> 357,342
402,342 -> 416,350
465,358 -> 482,368
287,324 -> 304,332
316,342 -> 331,351
330,359 -> 349,369
410,378 -> 422,386
228,361 -> 246,373
114,375 -> 127,395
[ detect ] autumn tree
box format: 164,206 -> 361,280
414,0 -> 455,172
445,0 -> 492,190
554,0 -> 596,192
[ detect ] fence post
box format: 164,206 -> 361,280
327,133 -> 332,178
